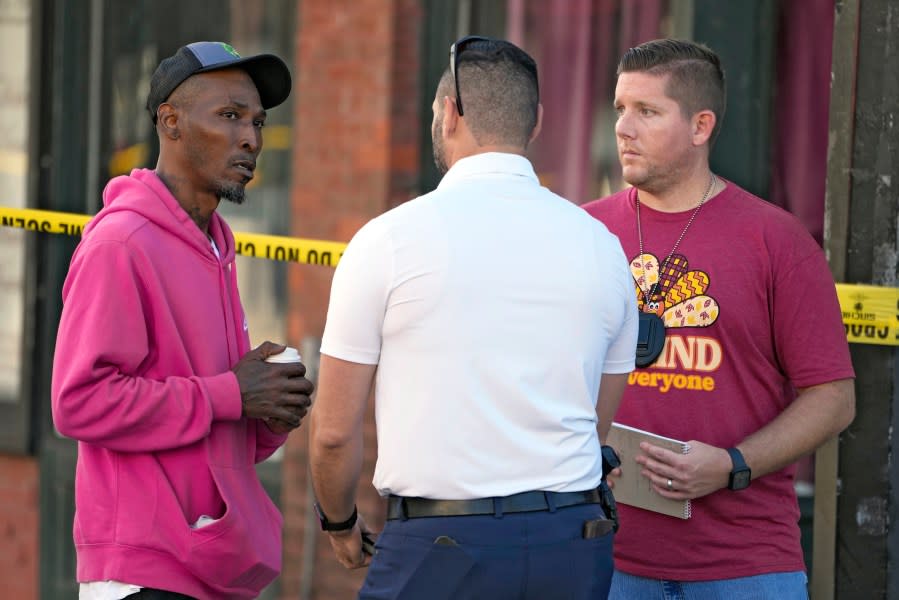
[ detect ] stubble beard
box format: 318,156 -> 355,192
623,167 -> 659,195
218,182 -> 247,205
432,115 -> 448,176
184,140 -> 248,205
622,156 -> 689,197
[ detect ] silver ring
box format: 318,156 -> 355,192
666,478 -> 673,491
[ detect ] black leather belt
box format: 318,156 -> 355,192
386,488 -> 602,520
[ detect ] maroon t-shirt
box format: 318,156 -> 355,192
583,181 -> 854,580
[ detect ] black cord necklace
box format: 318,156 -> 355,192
633,173 -> 716,367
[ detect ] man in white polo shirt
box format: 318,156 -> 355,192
309,35 -> 637,599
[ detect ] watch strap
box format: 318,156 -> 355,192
726,446 -> 747,470
315,503 -> 358,532
726,447 -> 751,490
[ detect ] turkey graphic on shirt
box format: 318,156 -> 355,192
631,252 -> 719,328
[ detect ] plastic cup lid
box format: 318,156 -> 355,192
265,346 -> 302,363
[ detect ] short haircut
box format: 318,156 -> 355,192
618,39 -> 727,145
438,38 -> 540,148
163,75 -> 204,114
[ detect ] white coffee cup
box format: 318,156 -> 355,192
265,346 -> 302,364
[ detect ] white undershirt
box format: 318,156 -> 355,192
78,582 -> 141,600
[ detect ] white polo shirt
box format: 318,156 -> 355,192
321,152 -> 637,499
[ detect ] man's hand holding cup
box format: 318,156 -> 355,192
233,342 -> 315,433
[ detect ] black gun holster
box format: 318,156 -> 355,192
599,445 -> 620,532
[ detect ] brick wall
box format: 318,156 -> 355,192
281,1 -> 422,598
0,455 -> 38,600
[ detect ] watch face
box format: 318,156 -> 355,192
731,470 -> 751,490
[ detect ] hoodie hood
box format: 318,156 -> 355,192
88,168 -> 236,265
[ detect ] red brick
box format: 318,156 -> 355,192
0,456 -> 38,600
283,0 -> 422,597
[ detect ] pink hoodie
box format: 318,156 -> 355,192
52,169 -> 288,599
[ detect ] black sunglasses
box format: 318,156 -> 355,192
450,35 -> 490,116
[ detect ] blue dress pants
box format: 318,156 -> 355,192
358,502 -> 614,600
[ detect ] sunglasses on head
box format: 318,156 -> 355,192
449,35 -> 490,116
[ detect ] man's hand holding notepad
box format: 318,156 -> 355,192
604,422 -> 693,519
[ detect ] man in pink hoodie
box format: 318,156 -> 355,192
51,42 -> 312,600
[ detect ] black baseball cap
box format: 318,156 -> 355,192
147,41 -> 292,124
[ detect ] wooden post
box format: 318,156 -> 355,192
813,0 -> 859,598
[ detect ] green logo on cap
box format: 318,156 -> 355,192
219,43 -> 241,58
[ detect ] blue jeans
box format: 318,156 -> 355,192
359,502 -> 614,599
609,570 -> 808,600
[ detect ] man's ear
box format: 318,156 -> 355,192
441,95 -> 458,137
692,109 -> 716,146
528,103 -> 544,145
157,103 -> 180,140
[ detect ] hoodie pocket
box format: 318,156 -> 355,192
185,463 -> 283,596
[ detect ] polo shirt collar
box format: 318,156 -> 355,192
437,152 -> 538,188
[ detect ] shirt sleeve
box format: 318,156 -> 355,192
771,232 -> 855,388
51,239 -> 241,453
254,420 -> 289,463
602,240 -> 639,374
320,218 -> 394,364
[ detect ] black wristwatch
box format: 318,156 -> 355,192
726,447 -> 752,491
313,502 -> 358,532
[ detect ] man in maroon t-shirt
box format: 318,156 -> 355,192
582,38 -> 855,599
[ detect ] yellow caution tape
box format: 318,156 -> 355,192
0,205 -> 346,267
3,206 -> 899,345
231,230 -> 345,267
836,283 -> 899,347
0,206 -> 91,235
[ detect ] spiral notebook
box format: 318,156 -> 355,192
605,422 -> 693,519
